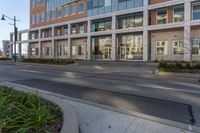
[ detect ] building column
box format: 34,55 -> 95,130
68,23 -> 72,58
38,29 -> 42,58
18,43 -> 22,60
112,15 -> 116,61
52,26 -> 55,59
18,33 -> 22,60
184,1 -> 191,61
87,20 -> 91,60
9,34 -> 13,59
143,0 -> 148,61
9,43 -> 13,59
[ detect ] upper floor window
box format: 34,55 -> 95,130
36,0 -> 40,6
193,3 -> 200,20
157,9 -> 167,24
58,8 -> 62,18
36,13 -> 40,24
46,11 -> 51,21
52,10 -> 56,19
91,18 -> 112,32
71,3 -> 76,15
117,13 -> 143,29
78,1 -> 84,13
174,6 -> 184,22
32,0 -> 35,8
64,6 -> 69,16
41,12 -> 45,22
64,26 -> 68,35
79,23 -> 84,33
40,0 -> 44,5
31,15 -> 35,24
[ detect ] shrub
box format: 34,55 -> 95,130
0,86 -> 62,133
22,58 -> 74,65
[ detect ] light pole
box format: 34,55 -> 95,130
1,14 -> 20,62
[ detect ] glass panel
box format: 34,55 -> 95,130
174,6 -> 184,22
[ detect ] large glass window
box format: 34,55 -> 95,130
118,33 -> 143,60
157,10 -> 167,24
156,41 -> 168,55
32,0 -> 35,8
174,6 -> 184,22
45,47 -> 50,56
41,12 -> 45,22
91,18 -> 112,32
78,2 -> 84,13
117,13 -> 143,29
173,40 -> 184,55
79,24 -> 84,34
64,6 -> 69,16
52,10 -> 56,19
32,15 -> 35,24
58,8 -> 62,18
87,0 -> 143,16
36,13 -> 40,24
92,36 -> 112,60
192,39 -> 200,55
71,3 -> 76,15
193,3 -> 200,20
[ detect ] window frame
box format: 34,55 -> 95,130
173,5 -> 184,23
156,9 -> 168,25
78,1 -> 84,13
156,40 -> 168,55
172,40 -> 184,55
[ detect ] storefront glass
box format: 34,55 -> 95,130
91,36 -> 112,60
118,33 -> 143,60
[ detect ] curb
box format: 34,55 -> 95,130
1,81 -> 200,133
0,81 -> 79,133
154,69 -> 200,82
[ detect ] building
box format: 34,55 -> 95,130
2,40 -> 10,57
9,0 -> 200,61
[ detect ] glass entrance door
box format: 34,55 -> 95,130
103,47 -> 111,59
120,46 -> 126,60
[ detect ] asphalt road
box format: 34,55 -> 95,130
0,62 -> 200,126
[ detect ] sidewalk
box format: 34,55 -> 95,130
66,99 -> 194,133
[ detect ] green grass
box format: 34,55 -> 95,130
22,59 -> 74,65
0,86 -> 62,133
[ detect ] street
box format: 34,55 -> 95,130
0,61 -> 200,128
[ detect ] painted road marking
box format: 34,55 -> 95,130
19,69 -> 43,74
136,84 -> 200,94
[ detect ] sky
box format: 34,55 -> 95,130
0,0 -> 29,50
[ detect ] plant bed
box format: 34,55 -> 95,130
22,58 -> 74,65
158,61 -> 200,74
0,58 -> 10,61
0,86 -> 63,133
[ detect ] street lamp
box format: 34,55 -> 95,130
1,14 -> 20,62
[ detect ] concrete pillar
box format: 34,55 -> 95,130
143,0 -> 148,61
9,34 -> 13,59
52,26 -> 55,59
68,23 -> 72,58
39,41 -> 42,58
18,43 -> 22,60
18,33 -> 22,60
112,15 -> 116,61
9,43 -> 13,59
87,20 -> 91,60
184,1 -> 191,61
27,43 -> 31,58
38,29 -> 42,58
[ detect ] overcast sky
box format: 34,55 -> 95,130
0,0 -> 29,50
